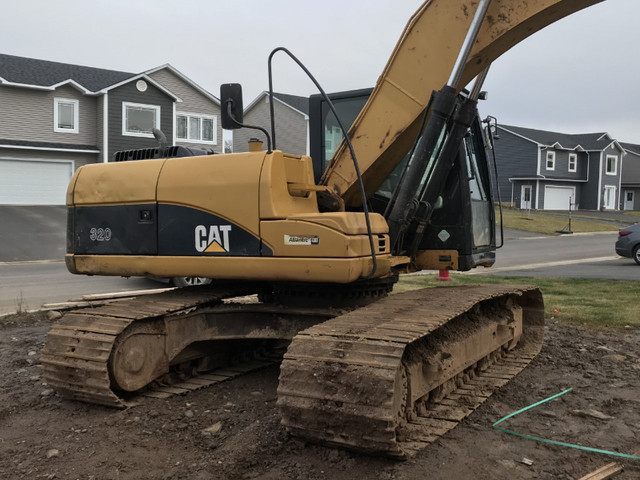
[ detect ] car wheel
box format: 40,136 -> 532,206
171,276 -> 213,287
633,245 -> 640,266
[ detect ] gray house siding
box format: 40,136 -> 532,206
599,144 -> 623,209
234,95 -> 308,156
621,150 -> 640,210
96,95 -> 104,163
510,180 -> 537,209
147,69 -> 222,150
107,81 -> 174,159
581,151 -> 600,210
491,129 -> 538,205
0,84 -> 97,146
541,149 -> 588,181
494,125 -> 631,211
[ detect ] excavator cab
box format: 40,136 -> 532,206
309,89 -> 496,272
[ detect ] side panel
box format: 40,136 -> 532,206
157,152 -> 265,237
158,204 -> 266,256
71,204 -> 157,255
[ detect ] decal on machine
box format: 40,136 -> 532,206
284,234 -> 319,246
195,225 -> 232,253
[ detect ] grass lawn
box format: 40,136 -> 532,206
499,208 -> 620,235
397,273 -> 640,329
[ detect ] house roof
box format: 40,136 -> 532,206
244,91 -> 309,117
143,64 -> 219,105
500,124 -> 621,151
272,92 -> 309,115
621,142 -> 640,156
0,53 -> 135,92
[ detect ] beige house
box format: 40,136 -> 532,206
0,54 -> 220,205
233,92 -> 308,156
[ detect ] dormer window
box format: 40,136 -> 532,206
54,98 -> 79,134
568,153 -> 577,172
546,151 -> 555,171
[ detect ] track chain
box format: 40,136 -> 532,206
277,284 -> 544,457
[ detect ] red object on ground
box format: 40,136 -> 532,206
437,269 -> 452,281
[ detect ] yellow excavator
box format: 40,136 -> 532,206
42,0 -> 603,458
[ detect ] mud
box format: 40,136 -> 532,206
1,313 -> 639,480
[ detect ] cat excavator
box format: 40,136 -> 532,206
42,0 -> 603,458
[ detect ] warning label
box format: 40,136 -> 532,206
284,234 -> 319,246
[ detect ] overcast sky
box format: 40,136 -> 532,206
3,0 -> 639,143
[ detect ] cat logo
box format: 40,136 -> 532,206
195,225 -> 232,253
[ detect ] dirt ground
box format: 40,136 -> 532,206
1,313 -> 639,480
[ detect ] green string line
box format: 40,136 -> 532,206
492,387 -> 640,461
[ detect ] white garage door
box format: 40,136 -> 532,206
0,159 -> 73,205
544,185 -> 575,210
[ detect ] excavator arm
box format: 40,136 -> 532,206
320,0 -> 604,207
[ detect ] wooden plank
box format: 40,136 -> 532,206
180,377 -> 219,386
172,381 -> 211,391
198,374 -> 232,382
155,386 -> 190,395
141,391 -> 173,399
577,462 -> 623,480
80,287 -> 176,301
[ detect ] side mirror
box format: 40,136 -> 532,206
220,83 -> 244,130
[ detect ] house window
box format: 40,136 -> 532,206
546,151 -> 555,171
123,102 -> 160,137
176,113 -> 217,144
606,155 -> 617,175
568,153 -> 577,173
54,98 -> 79,133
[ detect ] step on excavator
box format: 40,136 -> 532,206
42,0 -> 603,457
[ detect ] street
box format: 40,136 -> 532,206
473,229 -> 637,279
0,261 -> 163,315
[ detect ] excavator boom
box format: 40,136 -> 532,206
321,0 -> 604,207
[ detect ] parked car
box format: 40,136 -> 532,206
615,222 -> 640,265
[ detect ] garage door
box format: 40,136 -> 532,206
0,159 -> 73,205
544,185 -> 575,210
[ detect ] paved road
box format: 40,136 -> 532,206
0,229 -> 636,316
0,261 -> 164,315
472,230 -> 637,279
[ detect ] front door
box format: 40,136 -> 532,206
520,185 -> 532,210
603,186 -> 616,210
624,190 -> 634,210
